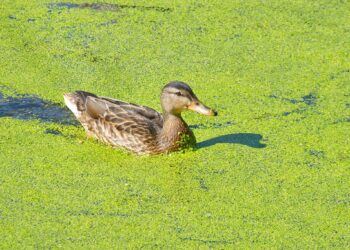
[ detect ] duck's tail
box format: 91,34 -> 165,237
63,91 -> 97,118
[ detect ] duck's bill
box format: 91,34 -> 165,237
187,101 -> 218,116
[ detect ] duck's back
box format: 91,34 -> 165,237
64,91 -> 164,154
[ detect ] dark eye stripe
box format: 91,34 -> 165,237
164,90 -> 186,97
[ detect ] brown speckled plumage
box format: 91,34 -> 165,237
64,81 -> 217,155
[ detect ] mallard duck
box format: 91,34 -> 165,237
64,81 -> 217,154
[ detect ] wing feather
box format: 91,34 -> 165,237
84,96 -> 163,152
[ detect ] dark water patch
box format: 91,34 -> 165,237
194,177 -> 209,191
282,108 -> 307,116
50,3 -> 118,11
8,15 -> 17,20
49,3 -> 172,12
27,18 -> 36,22
333,117 -> 350,124
269,93 -> 317,106
197,133 -> 267,149
303,149 -> 325,169
222,33 -> 242,42
99,19 -> 117,27
282,109 -> 322,117
302,94 -> 316,106
45,128 -> 63,136
269,93 -> 317,117
308,150 -> 325,158
190,121 -> 234,130
269,94 -> 299,104
118,3 -> 172,12
53,3 -> 80,8
0,91 -> 78,125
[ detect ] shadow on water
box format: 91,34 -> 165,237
0,92 -> 78,125
197,133 -> 267,149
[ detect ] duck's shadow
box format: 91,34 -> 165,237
0,91 -> 78,125
197,133 -> 267,149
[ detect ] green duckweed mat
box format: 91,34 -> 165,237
0,0 -> 349,248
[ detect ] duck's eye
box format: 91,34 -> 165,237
175,92 -> 182,96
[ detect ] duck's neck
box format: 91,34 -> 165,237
158,113 -> 191,152
162,113 -> 188,137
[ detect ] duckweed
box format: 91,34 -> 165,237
0,0 -> 349,248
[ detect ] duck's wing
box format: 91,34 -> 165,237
86,96 -> 163,130
85,96 -> 163,153
64,91 -> 163,153
98,96 -> 163,129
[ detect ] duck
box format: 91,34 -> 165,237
64,81 -> 217,155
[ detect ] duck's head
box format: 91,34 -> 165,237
161,81 -> 217,116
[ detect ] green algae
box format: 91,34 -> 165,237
0,0 -> 349,248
